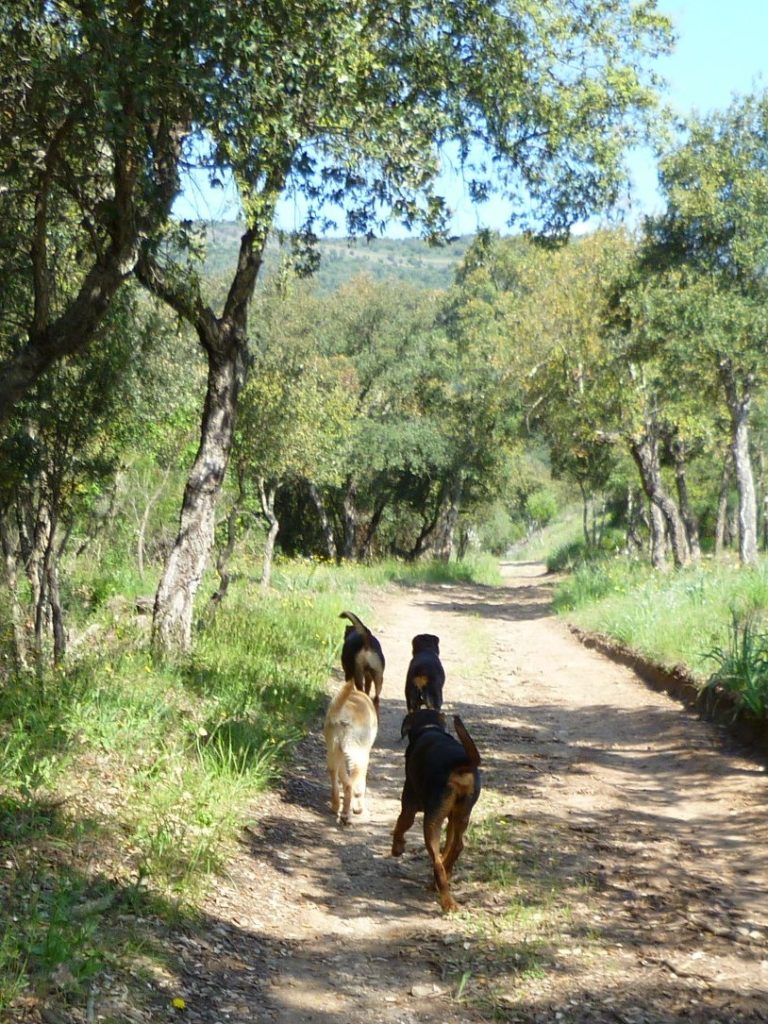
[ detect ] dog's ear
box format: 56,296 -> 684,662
400,712 -> 415,739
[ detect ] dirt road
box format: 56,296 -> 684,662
171,562 -> 768,1024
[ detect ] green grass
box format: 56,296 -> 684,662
551,554 -> 768,715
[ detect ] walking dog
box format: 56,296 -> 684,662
392,709 -> 481,912
323,679 -> 378,825
404,633 -> 445,712
339,610 -> 385,712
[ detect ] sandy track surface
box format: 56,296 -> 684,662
166,562 -> 768,1024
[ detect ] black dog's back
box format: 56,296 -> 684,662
402,710 -> 481,812
405,634 -> 445,712
339,611 -> 386,710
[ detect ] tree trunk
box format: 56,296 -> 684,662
0,515 -> 29,672
308,481 -> 337,562
715,450 -> 731,555
137,466 -> 171,580
152,330 -> 248,655
624,486 -> 644,555
359,496 -> 387,562
259,478 -> 280,589
629,430 -> 689,568
209,498 -> 242,611
433,475 -> 464,562
671,441 -> 701,562
649,500 -> 667,570
579,482 -> 590,547
720,363 -> 758,566
340,479 -> 358,561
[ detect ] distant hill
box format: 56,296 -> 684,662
199,221 -> 475,293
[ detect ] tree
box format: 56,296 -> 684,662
1,1 -> 674,651
230,278 -> 353,588
637,91 -> 768,565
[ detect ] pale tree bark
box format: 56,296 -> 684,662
258,478 -> 280,590
671,440 -> 701,562
629,429 -> 689,569
715,449 -> 732,555
649,500 -> 667,570
141,202 -> 282,655
340,479 -> 358,561
308,481 -> 337,562
433,475 -> 464,562
719,360 -> 758,566
624,486 -> 645,555
151,327 -> 249,654
359,496 -> 387,562
0,516 -> 29,673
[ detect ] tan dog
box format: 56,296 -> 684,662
324,678 -> 378,824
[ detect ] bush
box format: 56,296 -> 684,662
702,614 -> 768,719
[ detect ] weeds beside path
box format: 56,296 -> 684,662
18,561 -> 768,1023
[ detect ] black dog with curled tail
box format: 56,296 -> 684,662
338,611 -> 385,714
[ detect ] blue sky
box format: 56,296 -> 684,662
173,1 -> 768,235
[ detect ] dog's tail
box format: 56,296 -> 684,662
327,678 -> 358,718
339,610 -> 372,646
454,715 -> 481,768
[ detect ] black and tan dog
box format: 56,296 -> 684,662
404,633 -> 445,713
339,611 -> 385,712
392,709 -> 481,912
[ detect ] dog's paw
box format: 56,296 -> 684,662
440,894 -> 459,913
391,838 -> 406,857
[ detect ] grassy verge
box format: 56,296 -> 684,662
547,542 -> 768,718
0,552 -> 498,1016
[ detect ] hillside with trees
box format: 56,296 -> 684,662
202,224 -> 474,293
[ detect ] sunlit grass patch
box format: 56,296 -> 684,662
558,558 -> 768,681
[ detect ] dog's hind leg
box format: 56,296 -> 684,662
348,758 -> 368,817
442,812 -> 469,876
423,814 -> 457,912
327,756 -> 341,817
392,786 -> 417,856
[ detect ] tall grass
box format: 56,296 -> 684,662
555,556 -> 768,687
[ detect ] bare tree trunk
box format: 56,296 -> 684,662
671,441 -> 701,562
715,450 -> 731,555
340,479 -> 358,561
625,486 -> 644,555
578,481 -> 590,547
359,496 -> 387,562
649,500 -> 667,570
142,179 -> 286,656
47,562 -> 65,665
720,363 -> 758,566
209,498 -> 242,611
258,478 -> 280,589
629,430 -> 689,569
0,516 -> 29,672
152,334 -> 247,654
308,481 -> 337,562
433,475 -> 464,562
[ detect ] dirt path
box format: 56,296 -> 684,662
170,562 -> 768,1024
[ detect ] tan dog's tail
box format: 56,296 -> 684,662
327,678 -> 357,718
454,715 -> 481,768
340,610 -> 373,647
